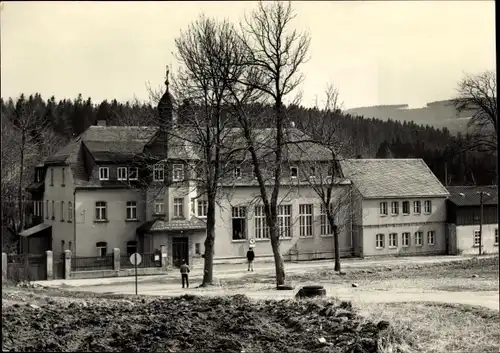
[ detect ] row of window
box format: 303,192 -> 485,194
35,200 -> 74,222
474,229 -> 499,246
48,168 -> 66,186
375,231 -> 436,249
380,200 -> 432,216
99,164 -> 184,182
95,241 -> 137,257
231,204 -> 338,241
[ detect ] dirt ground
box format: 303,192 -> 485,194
3,256 -> 499,352
2,291 -> 401,353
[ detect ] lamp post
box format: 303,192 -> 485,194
477,191 -> 490,255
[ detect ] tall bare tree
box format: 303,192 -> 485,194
296,84 -> 356,272
453,70 -> 497,152
228,1 -> 310,286
167,16 -> 251,286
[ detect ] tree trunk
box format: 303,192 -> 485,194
201,199 -> 216,287
17,133 -> 26,236
269,225 -> 286,287
333,225 -> 341,272
328,213 -> 341,272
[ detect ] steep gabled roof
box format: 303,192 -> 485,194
446,185 -> 498,207
340,158 -> 450,199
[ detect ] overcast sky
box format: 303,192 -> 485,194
1,1 -> 495,109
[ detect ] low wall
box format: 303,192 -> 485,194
70,266 -> 167,279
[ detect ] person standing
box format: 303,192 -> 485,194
246,247 -> 255,271
180,259 -> 190,288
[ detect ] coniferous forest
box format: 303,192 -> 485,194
1,93 -> 497,190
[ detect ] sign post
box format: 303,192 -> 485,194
130,253 -> 142,295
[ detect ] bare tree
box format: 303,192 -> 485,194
453,71 -> 497,152
296,84 -> 356,272
1,100 -> 64,252
227,1 -> 310,286
165,16 -> 251,286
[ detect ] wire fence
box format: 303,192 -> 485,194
71,255 -> 114,272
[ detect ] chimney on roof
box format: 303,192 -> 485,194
97,120 -> 107,127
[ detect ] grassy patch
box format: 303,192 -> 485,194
358,301 -> 500,353
218,256 -> 499,290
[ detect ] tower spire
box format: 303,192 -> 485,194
165,65 -> 170,92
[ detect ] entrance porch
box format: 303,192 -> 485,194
137,218 -> 206,268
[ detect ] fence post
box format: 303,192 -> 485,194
45,250 -> 53,280
2,253 -> 7,282
64,250 -> 71,279
113,248 -> 120,273
160,245 -> 167,270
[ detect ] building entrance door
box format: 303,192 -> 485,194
172,237 -> 189,268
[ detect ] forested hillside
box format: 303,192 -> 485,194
1,93 -> 496,187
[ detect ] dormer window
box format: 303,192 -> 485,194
153,163 -> 164,182
117,167 -> 128,181
290,167 -> 298,178
309,167 -> 316,179
129,167 -> 138,180
234,167 -> 242,178
99,167 -> 109,181
172,164 -> 184,182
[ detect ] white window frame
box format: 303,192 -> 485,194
117,167 -> 128,181
402,201 -> 410,215
320,204 -> 335,236
197,200 -> 208,218
290,167 -> 298,179
414,231 -> 423,246
427,231 -> 435,246
234,167 -> 242,179
96,242 -> 107,257
473,230 -> 481,246
299,204 -> 313,237
51,200 -> 55,220
391,201 -> 399,215
126,201 -> 137,220
402,232 -> 410,247
172,164 -> 184,182
376,234 -> 385,249
68,201 -> 73,222
153,163 -> 164,182
154,201 -> 164,215
388,233 -> 397,248
95,201 -> 107,221
413,200 -> 421,214
309,166 -> 316,179
424,200 -> 432,214
379,202 -> 388,216
278,205 -> 292,238
231,206 -> 247,241
173,198 -> 184,218
99,167 -> 109,181
46,200 -> 49,219
129,167 -> 138,180
254,206 -> 270,239
61,201 -> 65,221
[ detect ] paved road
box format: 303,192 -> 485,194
37,254 -> 488,288
35,255 -> 499,311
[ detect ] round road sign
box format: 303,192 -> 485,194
130,253 -> 142,266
